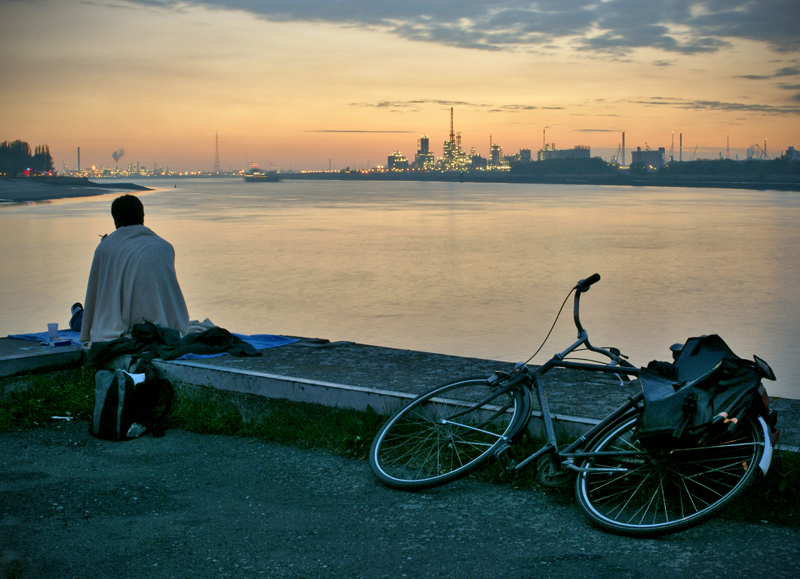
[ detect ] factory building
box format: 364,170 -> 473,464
538,145 -> 591,161
387,151 -> 409,170
631,147 -> 666,169
414,135 -> 435,169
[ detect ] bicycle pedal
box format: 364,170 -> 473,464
494,444 -> 519,471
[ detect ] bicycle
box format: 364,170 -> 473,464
369,274 -> 779,537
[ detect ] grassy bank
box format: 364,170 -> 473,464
2,369 -> 798,527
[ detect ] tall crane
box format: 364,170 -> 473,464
747,143 -> 765,160
611,143 -> 622,165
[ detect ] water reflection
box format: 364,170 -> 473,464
1,179 -> 798,399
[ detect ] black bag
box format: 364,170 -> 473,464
637,335 -> 761,450
90,366 -> 173,441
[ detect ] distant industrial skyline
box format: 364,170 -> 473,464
2,1 -> 798,172
58,113 -> 787,177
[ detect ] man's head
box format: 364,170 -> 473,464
111,195 -> 145,229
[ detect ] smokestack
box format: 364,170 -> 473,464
77,147 -> 80,171
449,108 -> 455,144
111,148 -> 125,168
622,132 -> 625,166
680,133 -> 683,162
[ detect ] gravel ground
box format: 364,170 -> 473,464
2,421 -> 798,579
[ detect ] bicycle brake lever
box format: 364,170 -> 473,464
487,371 -> 512,386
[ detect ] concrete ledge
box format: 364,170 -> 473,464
154,359 -> 418,414
155,358 -> 602,439
0,344 -> 83,378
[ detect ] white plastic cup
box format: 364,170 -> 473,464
47,323 -> 58,339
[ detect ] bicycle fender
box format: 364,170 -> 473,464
756,415 -> 773,476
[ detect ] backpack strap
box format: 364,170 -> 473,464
672,391 -> 698,439
146,378 -> 174,437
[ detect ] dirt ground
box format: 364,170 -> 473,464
1,420 -> 798,579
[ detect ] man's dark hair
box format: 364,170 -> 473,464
111,195 -> 145,228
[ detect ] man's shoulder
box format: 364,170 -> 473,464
97,225 -> 173,254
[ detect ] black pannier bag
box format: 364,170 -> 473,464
637,335 -> 762,450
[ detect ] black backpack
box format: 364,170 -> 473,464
90,364 -> 173,441
637,335 -> 762,450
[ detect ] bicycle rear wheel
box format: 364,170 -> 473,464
575,413 -> 765,537
370,377 -> 525,490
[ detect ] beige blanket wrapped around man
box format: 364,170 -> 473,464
79,224 -> 190,344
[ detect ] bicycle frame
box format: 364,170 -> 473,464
509,337 -> 643,475
489,280 -> 646,475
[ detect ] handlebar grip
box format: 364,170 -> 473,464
576,273 -> 601,292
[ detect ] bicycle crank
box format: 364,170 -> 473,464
536,455 -> 573,488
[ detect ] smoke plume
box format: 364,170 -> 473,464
111,148 -> 125,164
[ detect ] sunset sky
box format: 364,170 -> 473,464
1,0 -> 798,172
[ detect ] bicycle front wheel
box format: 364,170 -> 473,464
575,413 -> 765,537
370,377 -> 525,490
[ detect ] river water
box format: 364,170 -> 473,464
2,178 -> 798,399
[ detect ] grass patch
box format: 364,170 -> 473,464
0,368 -> 94,431
722,448 -> 800,527
166,384 -> 383,458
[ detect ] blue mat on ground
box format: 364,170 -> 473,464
178,334 -> 298,359
8,330 -> 82,345
7,330 -> 299,359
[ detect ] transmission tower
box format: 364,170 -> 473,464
213,132 -> 221,173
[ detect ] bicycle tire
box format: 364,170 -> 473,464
369,377 -> 526,490
575,413 -> 765,537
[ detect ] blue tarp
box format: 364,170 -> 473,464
8,329 -> 82,345
7,330 -> 298,359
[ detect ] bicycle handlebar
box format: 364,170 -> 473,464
569,273 -> 629,368
575,273 -> 601,293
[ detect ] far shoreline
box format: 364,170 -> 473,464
278,171 -> 800,191
0,177 -> 152,204
2,171 -> 799,204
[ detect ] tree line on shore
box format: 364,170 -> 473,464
508,155 -> 800,180
0,140 -> 54,177
653,157 -> 800,177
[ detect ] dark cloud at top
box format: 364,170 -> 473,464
737,66 -> 800,81
125,1 -> 800,56
348,99 -> 563,112
773,67 -> 800,77
628,97 -> 800,115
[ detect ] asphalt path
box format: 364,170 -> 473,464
2,422 -> 798,579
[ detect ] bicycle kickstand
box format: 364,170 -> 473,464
493,443 -> 519,472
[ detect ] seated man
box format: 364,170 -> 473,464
78,194 -> 189,345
